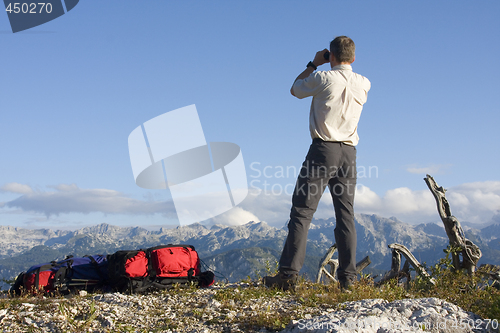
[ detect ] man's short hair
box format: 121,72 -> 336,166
330,36 -> 355,63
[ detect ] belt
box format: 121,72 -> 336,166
313,138 -> 344,144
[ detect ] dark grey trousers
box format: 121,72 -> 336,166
279,139 -> 357,283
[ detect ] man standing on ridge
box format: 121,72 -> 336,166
263,36 -> 371,291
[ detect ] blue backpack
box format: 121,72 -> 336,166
11,255 -> 108,294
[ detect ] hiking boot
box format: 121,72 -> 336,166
339,279 -> 354,293
263,272 -> 298,291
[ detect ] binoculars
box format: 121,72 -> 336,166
324,51 -> 330,60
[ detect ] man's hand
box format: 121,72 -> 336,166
291,49 -> 330,96
312,49 -> 330,67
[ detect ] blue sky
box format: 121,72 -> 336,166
1,1 -> 499,230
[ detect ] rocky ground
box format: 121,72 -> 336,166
0,282 -> 497,333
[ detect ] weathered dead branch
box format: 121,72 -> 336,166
424,174 -> 482,273
316,244 -> 371,284
377,243 -> 436,287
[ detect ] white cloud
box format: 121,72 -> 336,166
211,207 -> 260,226
4,180 -> 499,228
384,187 -> 435,215
353,185 -> 436,223
234,185 -> 439,227
238,185 -> 438,227
354,181 -> 500,225
351,185 -> 383,211
1,182 -> 34,194
241,181 -> 500,226
406,164 -> 451,175
238,189 -> 292,227
446,181 -> 500,224
3,183 -> 176,217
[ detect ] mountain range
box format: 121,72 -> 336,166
1,213 -> 499,289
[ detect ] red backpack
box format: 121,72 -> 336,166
107,244 -> 214,293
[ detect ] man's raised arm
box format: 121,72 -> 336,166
290,49 -> 329,96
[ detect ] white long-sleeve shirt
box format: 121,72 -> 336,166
292,64 -> 371,146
